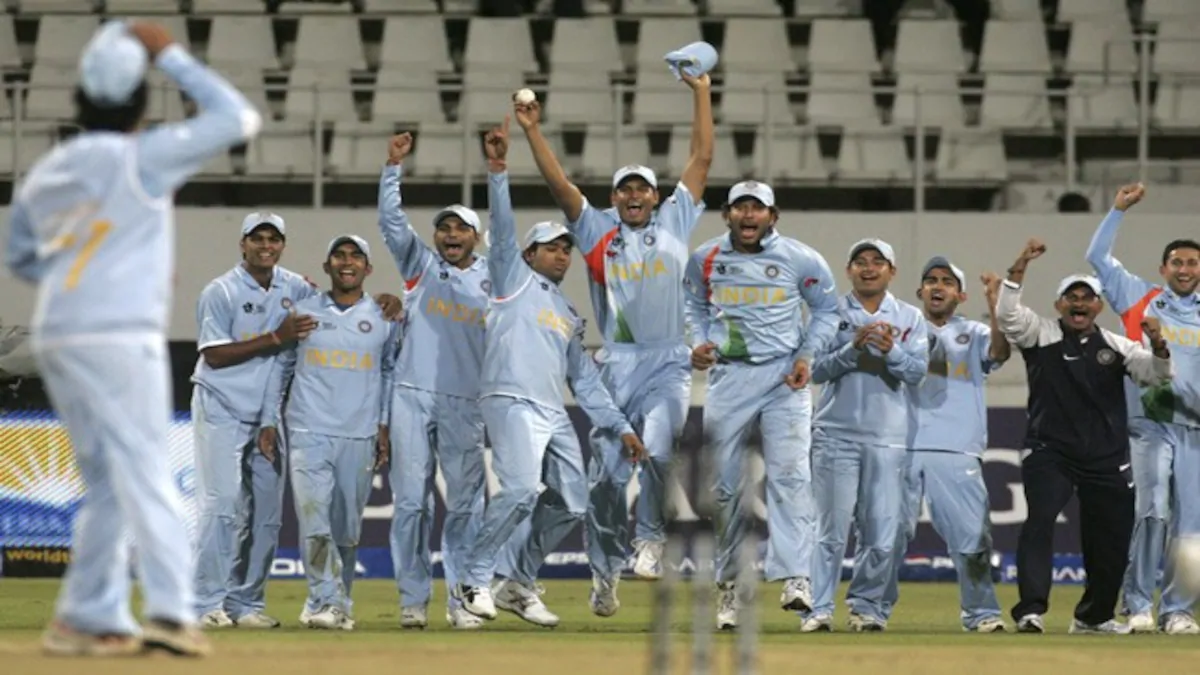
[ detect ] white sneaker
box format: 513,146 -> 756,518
848,613 -> 885,632
298,606 -> 315,628
780,577 -> 813,613
400,605 -> 428,630
446,606 -> 485,630
199,609 -> 234,629
590,573 -> 621,617
1016,614 -> 1045,633
492,580 -> 560,628
715,583 -> 739,631
1127,611 -> 1156,633
232,612 -> 280,629
969,617 -> 1007,633
1068,618 -> 1131,634
338,614 -> 356,631
304,606 -> 344,630
1163,613 -> 1200,635
456,584 -> 497,620
800,615 -> 833,633
632,540 -> 664,580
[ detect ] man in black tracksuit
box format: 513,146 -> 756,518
993,238 -> 1173,634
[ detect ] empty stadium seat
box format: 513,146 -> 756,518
665,126 -> 740,181
0,17 -> 23,69
33,15 -> 98,68
623,0 -> 697,16
806,72 -> 879,125
978,21 -> 1052,74
328,121 -> 393,179
245,121 -> 317,178
292,16 -> 366,71
1153,22 -> 1200,76
580,124 -> 651,180
379,17 -> 452,73
1065,21 -> 1137,75
0,122 -> 56,175
191,0 -> 267,12
205,16 -> 278,70
549,18 -> 621,73
720,71 -> 794,126
721,18 -> 794,74
17,0 -> 98,11
464,18 -> 537,74
890,73 -> 965,128
836,125 -> 910,181
197,150 -> 235,178
752,126 -> 828,181
501,125 -> 562,180
989,0 -> 1042,20
934,128 -> 1008,183
979,74 -> 1052,129
105,0 -> 183,12
1143,0 -> 1200,23
806,19 -> 877,73
706,0 -> 781,17
792,0 -> 859,17
459,69 -> 524,124
1152,77 -> 1200,130
24,65 -> 74,119
1056,0 -> 1130,23
285,68 -> 358,122
635,18 -> 701,70
410,123 -> 467,179
893,20 -> 966,74
546,69 -> 616,125
221,66 -> 271,121
144,71 -> 186,122
1068,75 -> 1138,132
361,0 -> 441,11
277,0 -> 355,13
372,69 -> 444,125
633,69 -> 694,126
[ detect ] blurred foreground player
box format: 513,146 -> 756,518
4,21 -> 262,656
881,259 -> 1009,632
683,180 -> 839,630
259,235 -> 400,631
456,119 -> 645,626
997,238 -> 1172,634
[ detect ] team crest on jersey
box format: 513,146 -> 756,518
838,321 -> 850,331
1097,348 -> 1116,365
242,302 -> 254,314
439,270 -> 450,280
359,320 -> 373,333
765,264 -> 779,278
281,298 -> 293,310
1156,299 -> 1167,310
643,233 -> 656,247
540,282 -> 550,290
956,333 -> 970,344
480,279 -> 492,293
716,263 -> 726,275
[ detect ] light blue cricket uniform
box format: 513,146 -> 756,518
569,176 -> 702,579
190,264 -> 317,618
261,292 -> 399,616
809,292 -> 929,623
377,164 -> 490,611
4,38 -> 261,633
682,230 -> 839,583
462,171 -> 634,589
1086,208 -> 1200,620
881,316 -> 1003,629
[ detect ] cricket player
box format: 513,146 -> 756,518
682,180 -> 839,629
805,239 -> 930,633
258,235 -> 400,631
880,258 -> 1010,632
191,215 -> 400,629
4,21 -> 260,656
456,119 -> 645,627
1085,183 -> 1200,634
377,133 -> 490,630
514,73 -> 713,611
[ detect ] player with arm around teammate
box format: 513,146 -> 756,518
4,20 -> 261,656
513,75 -> 712,611
803,239 -> 930,633
455,119 -> 646,627
880,259 -> 1011,632
1085,184 -> 1200,634
682,180 -> 840,630
257,235 -> 400,631
377,133 -> 491,630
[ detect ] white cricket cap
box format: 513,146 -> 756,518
1057,274 -> 1103,298
523,221 -> 573,249
241,211 -> 286,237
611,164 -> 658,189
921,256 -> 966,292
79,21 -> 148,106
727,180 -> 775,208
326,234 -> 371,261
848,238 -> 896,266
432,204 -> 482,231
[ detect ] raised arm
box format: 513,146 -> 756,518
980,272 -> 1012,367
513,99 -> 585,223
4,203 -> 39,284
1085,184 -> 1154,314
483,118 -> 529,298
677,74 -> 714,203
795,247 -> 840,360
132,22 -> 261,199
378,133 -> 434,283
997,238 -> 1051,349
260,344 -> 298,428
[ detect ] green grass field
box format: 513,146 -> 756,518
3,579 -> 1199,674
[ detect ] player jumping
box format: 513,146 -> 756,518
377,133 -> 491,630
456,118 -> 646,627
682,180 -> 840,630
880,258 -> 1010,632
5,20 -> 261,656
514,74 -> 712,613
1085,183 -> 1200,634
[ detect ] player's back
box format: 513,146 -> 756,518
20,133 -> 172,343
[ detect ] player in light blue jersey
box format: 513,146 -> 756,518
4,21 -> 261,657
189,214 -> 400,630
455,119 -> 645,627
1085,184 -> 1200,634
376,133 -> 491,631
879,258 -> 1010,632
804,239 -> 930,633
682,180 -> 839,630
515,76 -> 712,608
258,235 -> 400,632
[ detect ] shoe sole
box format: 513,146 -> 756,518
801,624 -> 832,633
717,622 -> 737,632
1017,625 -> 1044,633
781,596 -> 813,613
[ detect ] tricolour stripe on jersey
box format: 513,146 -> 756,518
1122,287 -> 1163,341
583,227 -> 620,285
699,244 -> 721,299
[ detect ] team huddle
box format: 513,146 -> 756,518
6,20 -> 1200,659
